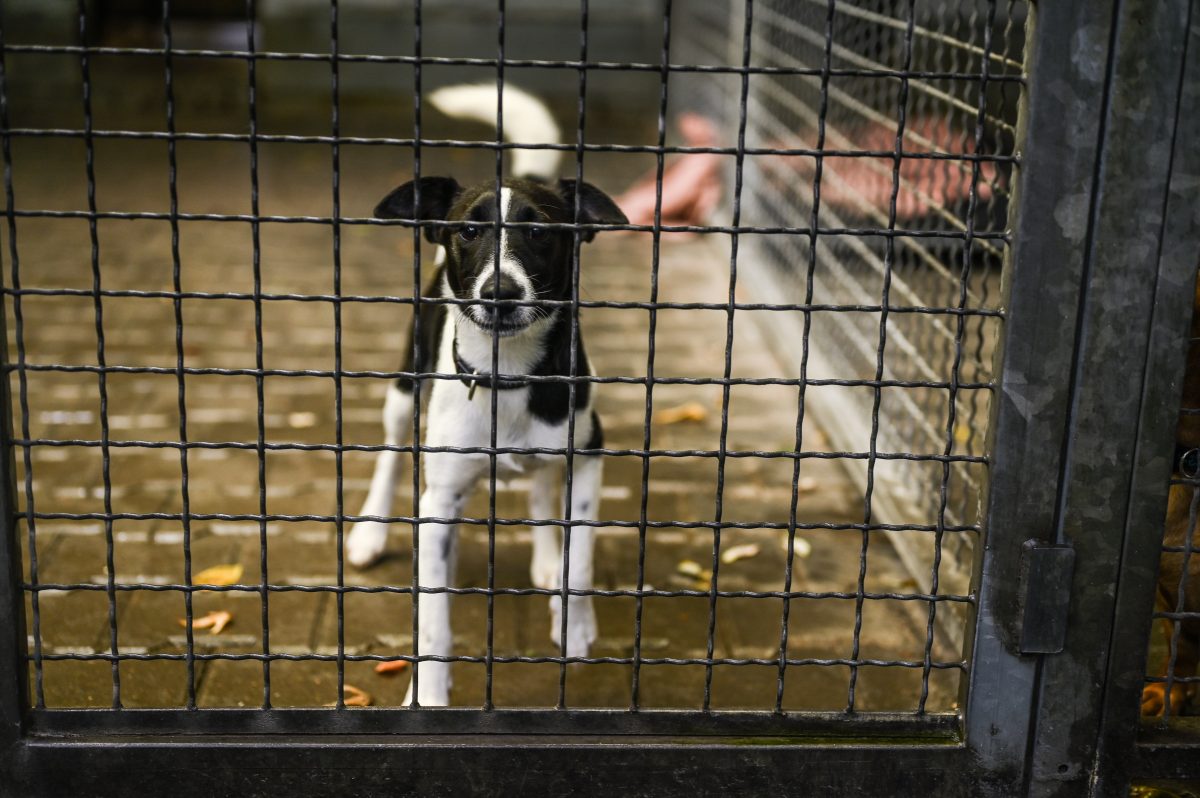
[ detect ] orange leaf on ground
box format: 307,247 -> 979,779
342,684 -> 372,707
326,684 -> 372,707
193,563 -> 244,586
178,610 -> 233,634
653,402 -> 707,425
374,659 -> 411,675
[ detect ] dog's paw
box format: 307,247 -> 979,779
549,596 -> 597,658
345,521 -> 389,569
402,666 -> 452,707
1141,681 -> 1194,716
530,555 -> 561,591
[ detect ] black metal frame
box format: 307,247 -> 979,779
0,0 -> 1197,795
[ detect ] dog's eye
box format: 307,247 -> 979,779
459,225 -> 479,242
526,226 -> 544,241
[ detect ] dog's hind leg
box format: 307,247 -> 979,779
403,451 -> 483,707
549,453 -> 601,658
346,381 -> 413,568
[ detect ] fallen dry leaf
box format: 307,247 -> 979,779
653,401 -> 708,425
669,573 -> 715,591
721,543 -> 760,564
374,659 -> 411,675
780,536 -> 813,558
194,563 -> 244,586
341,684 -> 372,707
673,559 -> 713,590
288,411 -> 317,429
178,610 -> 232,635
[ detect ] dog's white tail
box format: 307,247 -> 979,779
427,83 -> 562,180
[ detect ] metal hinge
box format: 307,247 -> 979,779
1017,541 -> 1076,655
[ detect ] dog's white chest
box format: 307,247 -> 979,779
423,313 -> 593,475
473,390 -> 568,476
426,375 -> 575,454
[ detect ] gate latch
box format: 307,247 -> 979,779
1017,541 -> 1076,655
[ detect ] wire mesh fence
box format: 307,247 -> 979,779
674,0 -> 1023,647
0,0 -> 1022,718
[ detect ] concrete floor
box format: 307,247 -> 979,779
3,55 -> 963,712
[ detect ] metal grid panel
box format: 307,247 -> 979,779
675,0 -> 1023,647
6,0 -> 1198,794
0,0 -> 1022,730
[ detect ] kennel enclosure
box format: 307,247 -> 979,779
0,0 -> 1197,796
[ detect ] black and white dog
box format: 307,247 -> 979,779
345,84 -> 627,706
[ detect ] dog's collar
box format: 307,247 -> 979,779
453,337 -> 530,400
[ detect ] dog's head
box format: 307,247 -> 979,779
375,177 -> 627,337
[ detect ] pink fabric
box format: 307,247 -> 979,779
777,118 -> 1000,220
614,113 -> 724,230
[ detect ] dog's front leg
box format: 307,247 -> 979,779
529,465 -> 562,591
346,382 -> 413,568
404,452 -> 480,707
550,454 -> 602,658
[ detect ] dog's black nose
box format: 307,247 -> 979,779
478,274 -> 524,307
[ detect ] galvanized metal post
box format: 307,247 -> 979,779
1011,0 -> 1200,794
0,231 -> 29,779
1093,0 -> 1200,791
961,0 -> 1118,786
0,9 -> 31,773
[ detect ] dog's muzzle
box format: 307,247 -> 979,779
471,272 -> 532,335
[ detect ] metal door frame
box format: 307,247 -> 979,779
0,0 -> 1197,795
1092,0 -> 1200,790
987,0 -> 1200,794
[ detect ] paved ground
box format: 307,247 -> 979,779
3,54 -> 961,712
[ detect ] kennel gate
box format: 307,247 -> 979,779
0,0 -> 1196,795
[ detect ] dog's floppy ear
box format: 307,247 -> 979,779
374,176 -> 461,244
557,179 -> 628,242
